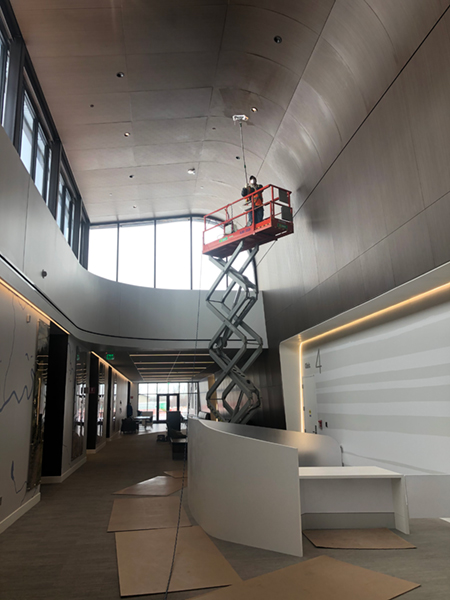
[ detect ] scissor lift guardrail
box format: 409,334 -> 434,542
202,185 -> 293,423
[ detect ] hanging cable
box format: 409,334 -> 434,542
163,256 -> 203,599
239,121 -> 249,187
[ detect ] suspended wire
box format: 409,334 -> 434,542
163,256 -> 203,599
239,122 -> 249,187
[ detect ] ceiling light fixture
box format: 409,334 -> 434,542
117,71 -> 125,78
251,107 -> 258,113
90,104 -> 94,108
274,35 -> 282,43
236,156 -> 240,160
132,205 -> 137,208
187,168 -> 196,175
124,132 -> 130,137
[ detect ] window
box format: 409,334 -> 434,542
88,226 -> 118,281
155,220 -> 191,290
0,30 -> 8,126
192,219 -> 226,290
19,89 -> 52,200
118,222 -> 154,287
88,217 -> 227,291
20,92 -> 34,173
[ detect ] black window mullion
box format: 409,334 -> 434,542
30,112 -> 38,181
3,37 -> 25,149
47,140 -> 61,218
0,38 -> 8,122
72,196 -> 81,257
42,144 -> 50,201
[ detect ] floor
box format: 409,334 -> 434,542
0,429 -> 449,600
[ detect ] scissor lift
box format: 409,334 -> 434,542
203,185 -> 293,423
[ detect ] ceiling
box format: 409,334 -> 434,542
10,0 -> 447,225
8,0 -> 449,383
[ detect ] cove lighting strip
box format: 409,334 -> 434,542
0,277 -> 70,335
298,279 -> 450,432
92,352 -> 132,383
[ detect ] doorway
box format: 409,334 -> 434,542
156,394 -> 180,423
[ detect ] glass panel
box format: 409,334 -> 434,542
26,321 -> 49,490
157,383 -> 169,394
97,362 -> 105,443
155,220 -> 191,290
192,219 -> 225,290
72,348 -> 87,460
0,40 -> 8,125
56,176 -> 64,230
158,395 -> 167,422
118,222 -> 155,287
34,125 -> 47,196
148,383 -> 157,394
231,248 -> 255,284
88,226 -> 118,281
20,92 -> 34,174
179,393 -> 188,418
112,376 -> 117,431
45,147 -> 52,203
168,383 -> 179,394
63,189 -> 72,242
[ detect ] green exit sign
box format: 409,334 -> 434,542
106,353 -> 115,360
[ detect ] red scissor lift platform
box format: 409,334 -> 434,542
202,184 -> 294,258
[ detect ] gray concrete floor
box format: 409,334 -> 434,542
0,430 -> 449,599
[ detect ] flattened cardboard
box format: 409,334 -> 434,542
115,526 -> 242,596
107,497 -> 191,532
164,470 -> 187,478
303,528 -> 416,549
189,555 -> 420,600
114,476 -> 185,496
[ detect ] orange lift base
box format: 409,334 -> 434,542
202,185 -> 294,259
203,216 -> 293,258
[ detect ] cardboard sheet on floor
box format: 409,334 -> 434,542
107,497 -> 191,532
189,555 -> 420,600
114,476 -> 185,496
303,529 -> 416,549
164,470 -> 186,478
115,525 -> 242,596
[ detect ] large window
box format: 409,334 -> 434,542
88,225 -> 118,281
118,222 -> 154,287
88,218 -> 240,290
0,29 -> 9,126
138,382 -> 198,420
0,11 -> 90,265
19,90 -> 52,202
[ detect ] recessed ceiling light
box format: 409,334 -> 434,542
251,107 -> 258,112
187,168 -> 196,175
212,127 -> 216,130
133,205 -> 137,208
129,174 -> 134,178
274,35 -> 282,43
117,72 -> 125,78
90,104 -> 94,108
124,132 -> 130,137
236,156 -> 240,160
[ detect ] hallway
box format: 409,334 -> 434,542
1,430 -> 449,599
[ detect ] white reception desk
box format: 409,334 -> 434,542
188,420 -> 410,557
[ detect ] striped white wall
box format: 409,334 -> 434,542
302,300 -> 450,479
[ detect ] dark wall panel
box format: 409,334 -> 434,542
255,11 -> 450,428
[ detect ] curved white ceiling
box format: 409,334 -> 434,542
10,0 -> 448,223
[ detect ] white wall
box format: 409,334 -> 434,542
301,297 -> 450,517
0,283 -> 50,532
0,126 -> 267,352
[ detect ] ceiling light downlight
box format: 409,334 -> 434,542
188,168 -> 196,175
